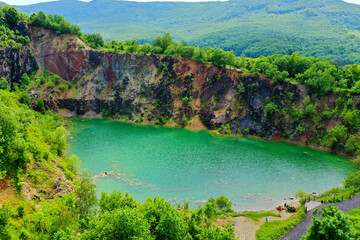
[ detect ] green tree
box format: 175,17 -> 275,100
35,98 -> 45,113
75,172 -> 97,219
303,205 -> 355,240
0,204 -> 11,239
0,77 -> 9,90
21,73 -> 30,88
84,33 -> 104,48
19,92 -> 31,106
99,191 -> 137,212
216,196 -> 232,212
324,125 -> 348,150
140,197 -> 173,234
204,198 -> 218,219
2,6 -> 20,26
211,49 -> 228,67
345,135 -> 360,154
155,211 -> 184,240
152,33 -> 173,53
344,171 -> 360,189
81,208 -> 152,240
30,11 -> 47,26
264,102 -> 279,120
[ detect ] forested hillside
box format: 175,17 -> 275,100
15,0 -> 360,64
1,5 -> 360,239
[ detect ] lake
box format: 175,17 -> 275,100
68,118 -> 356,211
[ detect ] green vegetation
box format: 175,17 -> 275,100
82,193 -> 235,240
256,208 -> 305,240
347,207 -> 360,236
0,90 -> 71,181
17,0 -> 360,64
296,171 -> 360,204
0,6 -> 81,52
0,88 -> 236,239
0,6 -> 29,49
0,6 -> 360,239
303,205 -> 355,240
229,211 -> 281,221
94,33 -> 360,100
29,11 -> 82,36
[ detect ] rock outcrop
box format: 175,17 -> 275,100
2,26 -> 316,140
0,47 -> 38,86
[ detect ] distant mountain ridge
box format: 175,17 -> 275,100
15,0 -> 360,64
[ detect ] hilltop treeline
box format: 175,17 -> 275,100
98,33 -> 360,97
15,0 -> 360,64
2,6 -> 360,99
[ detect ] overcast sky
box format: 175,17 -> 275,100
5,0 -> 360,5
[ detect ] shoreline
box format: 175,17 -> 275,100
60,109 -> 357,165
63,110 -> 359,213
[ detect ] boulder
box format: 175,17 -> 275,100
286,201 -> 301,212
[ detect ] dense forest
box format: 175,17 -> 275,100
1,5 -> 360,240
16,0 -> 360,65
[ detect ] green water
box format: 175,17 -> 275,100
68,118 -> 356,211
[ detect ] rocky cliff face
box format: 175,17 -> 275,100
2,26 -> 316,140
0,23 -> 38,86
0,47 -> 37,86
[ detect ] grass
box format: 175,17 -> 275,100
255,208 -> 305,240
228,211 -> 281,222
347,206 -> 360,235
70,88 -> 82,98
316,187 -> 358,203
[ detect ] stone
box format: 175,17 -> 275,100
286,201 -> 301,212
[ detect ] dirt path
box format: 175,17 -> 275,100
231,216 -> 259,240
281,196 -> 360,240
231,211 -> 294,240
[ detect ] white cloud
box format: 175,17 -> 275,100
5,0 -> 90,6
128,0 -> 227,1
343,0 -> 360,4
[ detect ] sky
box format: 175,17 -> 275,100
4,0 -> 360,5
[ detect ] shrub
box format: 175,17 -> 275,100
19,92 -> 31,106
303,205 -> 355,240
344,171 -> 360,189
17,205 -> 25,218
35,98 -> 45,113
0,77 -> 10,90
216,196 -> 232,212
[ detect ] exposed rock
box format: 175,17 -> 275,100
286,201 -> 301,212
1,25 -> 316,144
0,48 -> 38,86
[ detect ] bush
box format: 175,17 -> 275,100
344,171 -> 360,189
19,92 -> 31,106
17,204 -> 25,218
303,205 -> 354,240
0,77 -> 10,90
35,98 -> 45,112
216,196 -> 232,212
84,33 -> 104,48
296,125 -> 306,135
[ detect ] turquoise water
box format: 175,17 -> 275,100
68,118 -> 356,211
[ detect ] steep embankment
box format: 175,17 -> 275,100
1,26 -> 357,157
28,27 -> 304,134
0,23 -> 38,85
